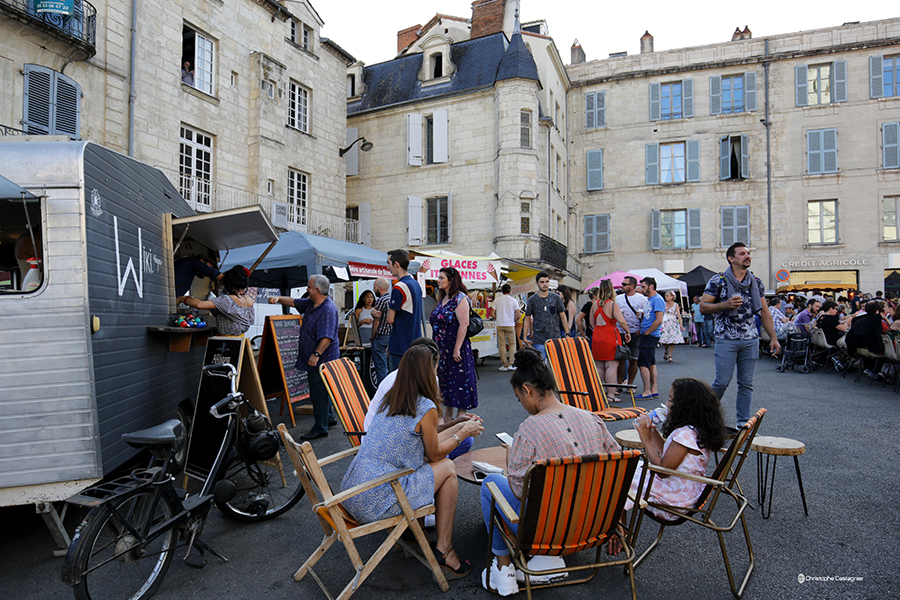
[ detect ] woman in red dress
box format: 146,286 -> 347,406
590,279 -> 631,402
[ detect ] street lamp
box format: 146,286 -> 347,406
339,136 -> 374,157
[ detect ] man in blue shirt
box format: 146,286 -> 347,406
386,249 -> 422,371
636,277 -> 665,399
269,274 -> 339,440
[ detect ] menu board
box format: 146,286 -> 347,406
257,315 -> 310,426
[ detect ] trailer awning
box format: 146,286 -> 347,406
0,173 -> 38,201
172,206 -> 279,251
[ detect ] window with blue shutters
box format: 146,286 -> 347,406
796,61 -> 847,106
586,149 -> 603,191
585,91 -> 605,129
583,214 -> 610,253
23,64 -> 81,138
650,79 -> 693,121
711,73 -> 758,115
719,134 -> 750,180
647,141 -> 699,184
808,200 -> 838,244
721,206 -> 750,247
651,208 -> 701,250
870,55 -> 900,98
807,128 -> 838,174
884,122 -> 900,169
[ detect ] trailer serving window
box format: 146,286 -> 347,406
0,178 -> 44,294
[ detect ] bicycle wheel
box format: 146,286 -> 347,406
71,489 -> 177,600
216,445 -> 305,522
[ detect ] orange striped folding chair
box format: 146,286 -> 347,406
484,450 -> 643,600
628,408 -> 767,598
546,337 -> 646,421
320,358 -> 370,446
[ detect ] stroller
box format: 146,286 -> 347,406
776,327 -> 812,373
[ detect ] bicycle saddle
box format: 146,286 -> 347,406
122,419 -> 184,449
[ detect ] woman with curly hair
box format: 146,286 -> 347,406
178,265 -> 254,336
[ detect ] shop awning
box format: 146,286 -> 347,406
414,250 -> 502,286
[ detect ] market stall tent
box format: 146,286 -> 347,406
627,268 -> 688,296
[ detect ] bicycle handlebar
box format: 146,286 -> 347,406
202,363 -> 239,395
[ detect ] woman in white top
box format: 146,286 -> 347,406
355,290 -> 375,345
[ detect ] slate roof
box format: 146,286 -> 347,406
348,31 -> 539,115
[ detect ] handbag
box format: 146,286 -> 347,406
466,298 -> 484,338
614,329 -> 631,362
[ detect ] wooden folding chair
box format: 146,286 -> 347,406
277,424 -> 449,600
320,357 -> 370,446
628,408 -> 767,598
546,337 -> 646,421
485,450 -> 643,600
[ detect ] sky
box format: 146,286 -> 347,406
314,0 -> 897,66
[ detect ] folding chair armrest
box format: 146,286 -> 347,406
486,481 -> 519,525
343,431 -> 367,439
323,467 -> 415,508
603,383 -> 638,390
626,490 -> 649,510
318,445 -> 361,466
556,389 -> 589,396
645,463 -> 725,487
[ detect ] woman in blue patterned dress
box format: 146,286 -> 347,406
340,345 -> 483,578
430,267 -> 479,421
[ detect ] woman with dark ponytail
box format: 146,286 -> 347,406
177,265 -> 254,336
478,347 -> 620,593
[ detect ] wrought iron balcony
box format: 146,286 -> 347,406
539,233 -> 568,271
0,0 -> 96,58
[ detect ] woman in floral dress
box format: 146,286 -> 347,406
429,267 -> 479,420
659,291 -> 684,362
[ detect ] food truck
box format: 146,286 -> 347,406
0,140 -> 278,546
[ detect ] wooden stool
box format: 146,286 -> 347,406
750,436 -> 808,519
615,429 -> 644,450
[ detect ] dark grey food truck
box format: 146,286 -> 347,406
0,140 -> 278,541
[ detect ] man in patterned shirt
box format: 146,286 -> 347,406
369,277 -> 392,387
701,242 -> 780,426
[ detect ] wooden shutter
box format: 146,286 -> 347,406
687,207 -> 701,248
808,129 -> 822,174
744,71 -> 757,111
884,122 -> 900,169
721,206 -> 736,247
735,205 -> 750,244
795,65 -> 808,107
686,139 -> 700,182
407,114 -> 423,165
596,214 -> 610,253
407,196 -> 423,245
682,78 -> 694,118
584,214 -> 595,253
586,149 -> 603,191
719,136 -> 731,180
345,127 -> 359,176
709,76 -> 722,115
433,109 -> 448,163
585,92 -> 595,129
645,143 -> 659,185
359,202 -> 371,246
649,82 -> 660,121
740,133 -> 750,179
596,91 -> 606,128
823,128 -> 838,173
870,55 -> 884,99
446,190 -> 452,243
651,209 -> 661,249
833,60 -> 848,103
23,64 -> 53,135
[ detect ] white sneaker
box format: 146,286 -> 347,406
499,366 -> 509,372
508,365 -> 517,370
515,555 -> 568,584
482,558 -> 519,596
423,514 -> 436,528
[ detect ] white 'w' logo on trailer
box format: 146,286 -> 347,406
113,215 -> 143,298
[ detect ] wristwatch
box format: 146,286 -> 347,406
313,351 -> 321,357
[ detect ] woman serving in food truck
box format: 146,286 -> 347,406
177,265 -> 255,336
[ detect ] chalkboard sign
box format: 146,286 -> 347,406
257,315 -> 310,426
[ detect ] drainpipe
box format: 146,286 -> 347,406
763,38 -> 772,290
128,0 -> 138,156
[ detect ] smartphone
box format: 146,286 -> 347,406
496,432 -> 514,446
473,470 -> 487,482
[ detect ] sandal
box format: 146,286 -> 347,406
609,396 -> 622,403
432,542 -> 472,579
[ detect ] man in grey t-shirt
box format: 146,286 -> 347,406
523,271 -> 567,361
615,276 -> 648,384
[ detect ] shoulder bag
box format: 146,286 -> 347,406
465,296 -> 484,338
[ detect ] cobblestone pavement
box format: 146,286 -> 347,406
3,343 -> 898,600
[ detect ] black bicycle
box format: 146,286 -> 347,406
60,363 -> 305,600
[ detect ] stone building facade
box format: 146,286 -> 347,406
567,18 -> 900,294
0,0 -> 354,240
345,0 -> 575,281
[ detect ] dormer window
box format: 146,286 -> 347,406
418,35 -> 455,85
431,54 -> 443,78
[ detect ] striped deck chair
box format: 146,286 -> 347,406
277,425 -> 449,600
320,358 -> 370,446
484,450 -> 643,600
546,337 -> 646,421
628,408 -> 767,598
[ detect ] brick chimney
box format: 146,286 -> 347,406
471,0 -> 507,39
571,39 -> 586,64
640,31 -> 653,54
732,27 -> 742,41
397,24 -> 421,53
741,25 -> 752,39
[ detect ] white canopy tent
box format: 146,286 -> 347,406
627,268 -> 688,296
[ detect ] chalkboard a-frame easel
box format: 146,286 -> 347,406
257,315 -> 311,427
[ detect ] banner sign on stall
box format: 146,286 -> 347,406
348,261 -> 392,279
36,0 -> 74,15
419,256 -> 501,284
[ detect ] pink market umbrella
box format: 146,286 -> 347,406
582,270 -> 638,291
